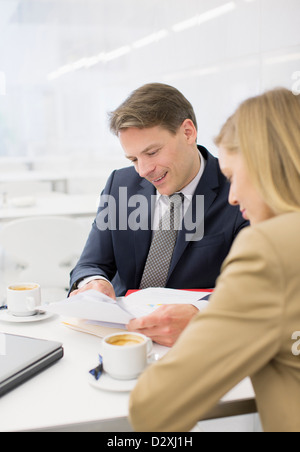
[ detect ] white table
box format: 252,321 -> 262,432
0,169 -> 104,194
0,314 -> 257,432
0,193 -> 99,222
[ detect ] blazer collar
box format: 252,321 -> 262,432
133,179 -> 156,287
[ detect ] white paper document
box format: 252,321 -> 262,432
43,288 -> 211,327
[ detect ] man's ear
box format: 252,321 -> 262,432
181,119 -> 197,143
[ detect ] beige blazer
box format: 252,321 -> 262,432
129,212 -> 300,432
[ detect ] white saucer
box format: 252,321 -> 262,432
0,310 -> 55,323
89,354 -> 160,393
89,372 -> 137,392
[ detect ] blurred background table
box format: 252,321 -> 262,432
0,192 -> 99,223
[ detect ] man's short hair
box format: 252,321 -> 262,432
109,83 -> 198,136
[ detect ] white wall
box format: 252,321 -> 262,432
0,0 -> 299,170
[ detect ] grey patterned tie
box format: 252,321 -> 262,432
139,193 -> 184,289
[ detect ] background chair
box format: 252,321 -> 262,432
0,216 -> 88,304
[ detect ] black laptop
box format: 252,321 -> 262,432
0,333 -> 63,397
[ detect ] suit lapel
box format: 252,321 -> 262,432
167,149 -> 220,280
133,179 -> 156,286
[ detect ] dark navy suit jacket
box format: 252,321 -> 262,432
70,146 -> 249,296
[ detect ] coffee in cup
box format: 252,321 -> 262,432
102,332 -> 152,380
7,283 -> 41,317
9,284 -> 39,291
105,334 -> 146,347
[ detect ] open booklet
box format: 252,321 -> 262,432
42,288 -> 212,337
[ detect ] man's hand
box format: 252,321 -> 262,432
127,304 -> 198,347
69,279 -> 116,300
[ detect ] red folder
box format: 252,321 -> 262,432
125,288 -> 214,296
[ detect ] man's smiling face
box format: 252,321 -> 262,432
119,120 -> 200,196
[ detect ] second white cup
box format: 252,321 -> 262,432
102,332 -> 153,380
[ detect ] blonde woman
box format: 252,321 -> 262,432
129,88 -> 300,432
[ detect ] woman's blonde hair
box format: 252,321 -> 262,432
215,88 -> 300,214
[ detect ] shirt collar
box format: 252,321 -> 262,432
156,150 -> 206,201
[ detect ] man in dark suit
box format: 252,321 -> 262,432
70,83 -> 248,346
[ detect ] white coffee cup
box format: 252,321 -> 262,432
102,332 -> 153,380
7,283 -> 41,317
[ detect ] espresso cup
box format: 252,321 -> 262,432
7,283 -> 41,317
102,332 -> 153,380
